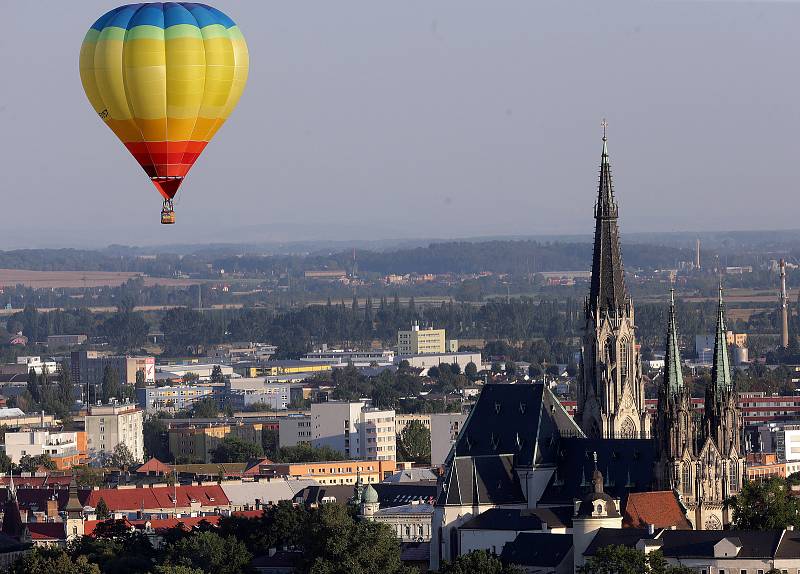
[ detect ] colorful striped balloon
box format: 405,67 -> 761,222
79,2 -> 248,202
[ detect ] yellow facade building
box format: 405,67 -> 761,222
398,323 -> 446,355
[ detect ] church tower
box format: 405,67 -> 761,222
654,290 -> 699,497
689,286 -> 744,530
576,126 -> 649,439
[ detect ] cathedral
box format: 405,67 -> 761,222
430,130 -> 745,571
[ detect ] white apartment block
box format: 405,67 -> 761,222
430,413 -> 468,467
4,430 -> 81,463
311,401 -> 396,460
85,402 -> 144,463
278,414 -> 312,448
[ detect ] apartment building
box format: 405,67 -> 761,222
278,414 -> 312,448
311,401 -> 396,460
394,413 -> 431,436
168,421 -> 264,463
84,402 -> 144,463
4,430 -> 87,469
260,459 -> 396,485
430,413 -> 468,467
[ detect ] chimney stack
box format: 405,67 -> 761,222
781,258 -> 789,348
695,238 -> 701,270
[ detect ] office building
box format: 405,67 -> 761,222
84,402 -> 144,463
136,383 -> 224,414
395,351 -> 481,374
261,459 -> 396,485
311,401 -> 396,460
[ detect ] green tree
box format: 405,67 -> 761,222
162,531 -> 251,574
95,497 -> 111,520
578,546 -> 695,574
727,477 -> 800,530
0,451 -> 11,473
191,397 -> 219,418
211,436 -> 264,463
101,365 -> 121,403
107,443 -> 138,469
152,566 -> 205,574
59,366 -> 75,405
135,369 -> 146,388
144,416 -> 170,461
261,428 -> 278,460
18,453 -> 56,472
9,547 -> 100,574
74,466 -> 104,488
505,361 -> 517,377
397,420 -> 431,464
275,444 -> 344,463
210,365 -> 226,385
464,362 -> 478,380
438,550 -> 523,574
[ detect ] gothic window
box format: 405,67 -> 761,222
682,463 -> 692,494
729,460 -> 738,492
620,417 -> 637,439
619,339 -> 629,378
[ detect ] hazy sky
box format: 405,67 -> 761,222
2,1 -> 800,248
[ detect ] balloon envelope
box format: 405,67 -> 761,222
79,2 -> 249,200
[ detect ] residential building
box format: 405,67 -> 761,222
136,383 -> 225,414
278,414 -> 312,448
394,413 -> 431,436
260,459 -> 396,485
746,452 -> 788,481
227,381 -> 291,410
15,356 -> 58,376
397,323 -> 447,355
357,481 -> 434,542
758,422 -> 800,461
168,421 -> 264,463
430,413 -> 467,467
310,401 -> 395,460
4,430 -> 87,469
84,402 -> 144,463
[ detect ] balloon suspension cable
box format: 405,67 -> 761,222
162,198 -> 174,213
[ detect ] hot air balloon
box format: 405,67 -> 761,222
79,3 -> 248,224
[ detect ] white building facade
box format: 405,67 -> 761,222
85,402 -> 144,463
311,401 -> 395,460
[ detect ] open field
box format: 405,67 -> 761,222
0,269 -> 201,289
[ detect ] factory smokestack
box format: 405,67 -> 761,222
780,258 -> 789,348
695,238 -> 701,270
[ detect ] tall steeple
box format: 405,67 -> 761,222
711,284 -> 732,392
589,120 -> 627,316
664,289 -> 684,393
577,122 -> 649,439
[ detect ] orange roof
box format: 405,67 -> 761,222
27,522 -> 66,540
136,458 -> 173,475
623,491 -> 691,530
84,510 -> 263,536
85,485 -> 229,512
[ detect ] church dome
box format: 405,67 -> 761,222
362,484 -> 379,504
576,468 -> 621,519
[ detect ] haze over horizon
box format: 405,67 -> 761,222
3,0 -> 799,249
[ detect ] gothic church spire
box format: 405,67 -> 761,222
712,284 -> 732,392
589,123 -> 627,316
664,289 -> 684,394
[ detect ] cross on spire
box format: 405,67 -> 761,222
601,118 -> 608,140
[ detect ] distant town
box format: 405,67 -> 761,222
0,136 -> 798,573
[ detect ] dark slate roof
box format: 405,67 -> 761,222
538,437 -> 656,508
588,135 -> 628,316
459,508 -> 545,531
440,454 -> 525,506
585,528 -> 786,560
400,541 -> 430,563
584,528 -> 650,556
451,383 -> 583,467
660,530 -> 784,559
776,530 -> 800,558
293,482 -> 437,509
501,532 -> 573,568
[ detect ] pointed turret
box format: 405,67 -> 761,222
65,477 -> 83,517
664,289 -> 684,394
711,285 -> 732,392
588,125 -> 627,316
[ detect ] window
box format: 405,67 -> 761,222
619,340 -> 629,378
682,464 -> 692,494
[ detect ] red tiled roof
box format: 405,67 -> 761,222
84,515 -> 221,536
136,458 -> 173,475
85,485 -> 230,512
623,491 -> 691,530
243,458 -> 273,476
27,522 -> 66,541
